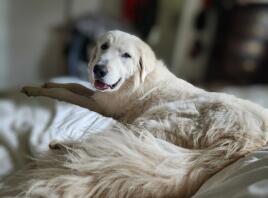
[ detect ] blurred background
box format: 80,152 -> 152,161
1,0 -> 268,90
2,0 -> 268,179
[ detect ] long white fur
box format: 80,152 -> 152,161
2,30 -> 268,198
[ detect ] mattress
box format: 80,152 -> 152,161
1,79 -> 268,197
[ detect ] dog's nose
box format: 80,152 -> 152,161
93,64 -> 108,78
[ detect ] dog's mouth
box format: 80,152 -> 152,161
94,78 -> 121,91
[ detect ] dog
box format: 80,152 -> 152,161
3,30 -> 268,197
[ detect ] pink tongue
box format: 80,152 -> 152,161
94,80 -> 110,90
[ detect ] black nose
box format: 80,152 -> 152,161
93,64 -> 108,78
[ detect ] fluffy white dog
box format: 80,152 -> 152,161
2,30 -> 268,197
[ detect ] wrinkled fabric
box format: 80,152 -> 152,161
194,147 -> 268,198
0,78 -> 114,178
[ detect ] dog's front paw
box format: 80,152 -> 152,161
21,86 -> 42,97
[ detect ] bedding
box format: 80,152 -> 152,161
0,77 -> 114,178
194,146 -> 268,198
1,79 -> 268,197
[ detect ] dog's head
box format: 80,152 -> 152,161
88,30 -> 156,92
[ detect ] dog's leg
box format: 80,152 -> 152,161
42,82 -> 94,98
21,86 -> 101,112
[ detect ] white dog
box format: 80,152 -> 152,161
3,30 -> 268,197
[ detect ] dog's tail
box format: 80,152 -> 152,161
1,126 -> 264,198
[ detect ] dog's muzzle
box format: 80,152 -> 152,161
93,64 -> 108,79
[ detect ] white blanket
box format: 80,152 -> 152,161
0,89 -> 114,177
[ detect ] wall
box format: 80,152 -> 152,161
7,0 -> 66,88
0,0 -> 9,89
0,0 -> 120,90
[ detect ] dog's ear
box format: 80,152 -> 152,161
88,45 -> 97,66
138,41 -> 156,82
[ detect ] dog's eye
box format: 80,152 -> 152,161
122,53 -> 131,58
101,42 -> 109,50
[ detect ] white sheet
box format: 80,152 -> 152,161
0,78 -> 114,177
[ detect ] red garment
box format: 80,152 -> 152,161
123,0 -> 149,23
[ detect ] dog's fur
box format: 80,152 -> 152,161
2,30 -> 268,197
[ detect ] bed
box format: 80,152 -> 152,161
0,77 -> 114,178
1,78 -> 268,197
